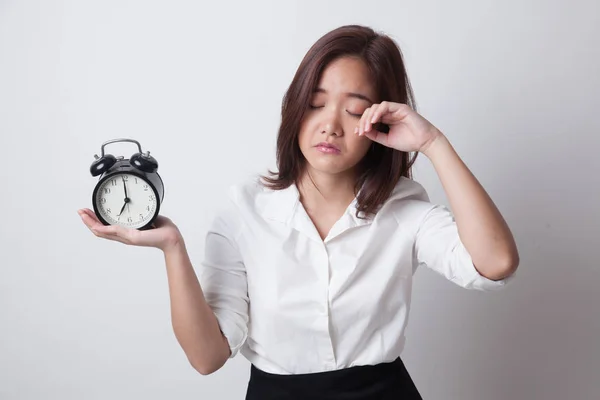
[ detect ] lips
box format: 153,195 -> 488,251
315,142 -> 340,152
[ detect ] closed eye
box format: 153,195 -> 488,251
308,105 -> 363,118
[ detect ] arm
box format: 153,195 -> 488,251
78,201 -> 243,373
163,239 -> 231,375
420,133 -> 519,280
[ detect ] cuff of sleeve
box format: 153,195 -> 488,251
459,245 -> 517,291
213,311 -> 248,358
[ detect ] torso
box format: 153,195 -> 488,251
210,176 -> 440,375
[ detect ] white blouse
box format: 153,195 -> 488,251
199,176 -> 515,375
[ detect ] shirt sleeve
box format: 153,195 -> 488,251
199,190 -> 249,358
414,204 -> 516,291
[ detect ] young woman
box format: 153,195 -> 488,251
78,25 -> 518,399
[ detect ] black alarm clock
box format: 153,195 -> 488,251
90,138 -> 164,230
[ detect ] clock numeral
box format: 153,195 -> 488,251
143,184 -> 148,191
127,217 -> 133,223
103,188 -> 111,194
135,178 -> 139,184
122,175 -> 129,182
107,208 -> 112,214
139,214 -> 144,221
101,198 -> 106,204
146,205 -> 150,211
149,194 -> 154,201
111,179 -> 117,186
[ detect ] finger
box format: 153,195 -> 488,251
363,127 -> 390,147
77,208 -> 91,219
358,106 -> 371,136
390,102 -> 412,120
90,227 -> 125,243
79,212 -> 107,231
93,223 -> 136,245
96,231 -> 130,245
369,101 -> 390,127
79,212 -> 100,230
364,104 -> 379,133
79,209 -> 101,224
79,212 -> 127,239
96,223 -> 133,240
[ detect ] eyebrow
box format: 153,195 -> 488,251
313,87 -> 374,104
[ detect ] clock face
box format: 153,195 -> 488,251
94,173 -> 158,229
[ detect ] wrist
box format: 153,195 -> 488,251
161,232 -> 185,255
419,130 -> 450,160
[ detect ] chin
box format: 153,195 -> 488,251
305,157 -> 354,175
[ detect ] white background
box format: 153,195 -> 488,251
1,1 -> 599,399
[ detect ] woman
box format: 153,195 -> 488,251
78,25 -> 519,399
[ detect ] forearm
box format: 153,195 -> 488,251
422,133 -> 519,280
162,239 -> 231,375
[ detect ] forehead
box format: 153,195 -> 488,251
316,56 -> 376,99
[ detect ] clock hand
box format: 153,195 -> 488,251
122,176 -> 128,199
118,201 -> 127,217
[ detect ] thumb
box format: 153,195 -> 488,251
363,129 -> 390,147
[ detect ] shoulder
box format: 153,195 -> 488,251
208,175 -> 268,238
387,176 -> 431,202
219,174 -> 285,222
379,176 -> 436,223
225,174 -> 272,210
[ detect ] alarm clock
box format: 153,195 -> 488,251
90,138 -> 164,230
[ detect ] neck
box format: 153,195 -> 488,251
297,167 -> 358,211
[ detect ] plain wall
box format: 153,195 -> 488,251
1,0 -> 599,399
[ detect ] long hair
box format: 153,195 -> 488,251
260,25 -> 419,218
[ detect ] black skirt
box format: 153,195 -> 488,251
245,357 -> 423,400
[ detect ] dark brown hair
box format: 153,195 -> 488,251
260,24 -> 419,218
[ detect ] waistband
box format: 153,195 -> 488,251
246,357 -> 422,400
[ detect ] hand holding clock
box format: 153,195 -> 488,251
84,139 -> 174,249
78,208 -> 183,252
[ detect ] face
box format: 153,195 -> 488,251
298,56 -> 376,177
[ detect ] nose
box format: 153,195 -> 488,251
320,108 -> 343,137
321,123 -> 338,136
